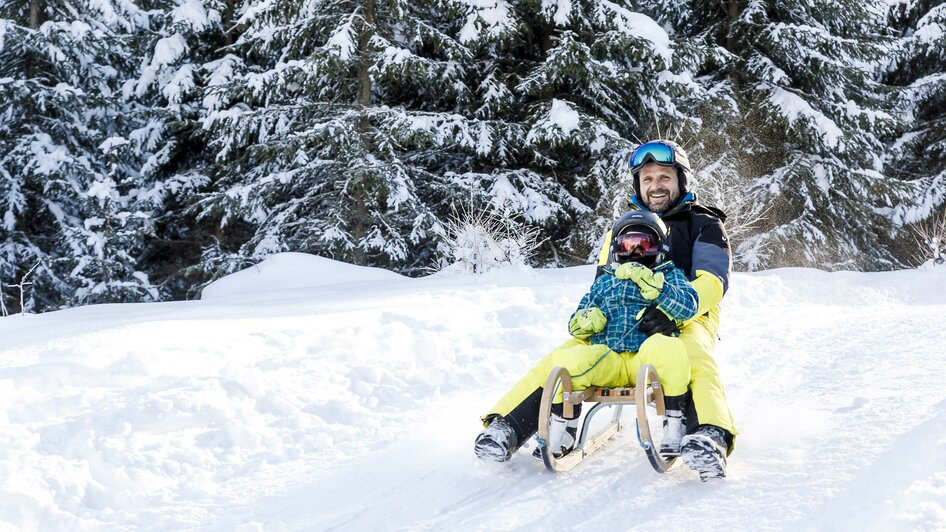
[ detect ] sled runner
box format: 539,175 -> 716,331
535,364 -> 678,473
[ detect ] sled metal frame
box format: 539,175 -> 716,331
536,364 -> 679,474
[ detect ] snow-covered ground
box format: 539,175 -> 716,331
1,253 -> 945,531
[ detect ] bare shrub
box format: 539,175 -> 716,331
910,208 -> 946,266
1,261 -> 39,316
692,166 -> 771,269
439,204 -> 545,274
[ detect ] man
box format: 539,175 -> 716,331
474,139 -> 736,481
600,139 -> 737,480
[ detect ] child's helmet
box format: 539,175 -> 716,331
610,211 -> 671,266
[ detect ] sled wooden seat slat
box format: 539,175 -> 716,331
563,386 -> 653,404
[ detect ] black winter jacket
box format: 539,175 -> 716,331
596,192 -> 732,294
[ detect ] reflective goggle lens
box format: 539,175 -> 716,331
630,142 -> 675,170
615,232 -> 660,259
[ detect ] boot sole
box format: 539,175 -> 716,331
475,440 -> 511,462
680,437 -> 726,481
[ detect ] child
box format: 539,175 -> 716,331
475,211 -> 699,461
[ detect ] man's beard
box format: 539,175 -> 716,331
645,189 -> 678,212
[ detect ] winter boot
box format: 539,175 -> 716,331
660,394 -> 688,456
660,410 -> 686,456
532,413 -> 579,459
681,425 -> 728,481
474,416 -> 520,462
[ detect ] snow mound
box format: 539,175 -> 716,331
201,253 -> 405,299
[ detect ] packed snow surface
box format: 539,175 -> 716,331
1,253 -> 945,531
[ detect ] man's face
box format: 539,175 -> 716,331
638,162 -> 680,213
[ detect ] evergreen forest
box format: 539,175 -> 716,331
1,0 -> 945,312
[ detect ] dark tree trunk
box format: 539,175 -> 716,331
356,0 -> 375,109
30,0 -> 43,28
25,0 -> 46,79
352,0 -> 377,266
223,0 -> 236,46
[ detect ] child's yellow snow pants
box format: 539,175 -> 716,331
483,311 -> 737,452
484,333 -> 690,414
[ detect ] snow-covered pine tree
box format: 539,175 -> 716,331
0,0 -> 159,310
72,135 -> 162,305
127,0 -> 237,299
643,0 -> 912,270
189,0 -> 715,282
188,0 -> 471,281
732,1 -> 915,270
449,0 -> 719,264
885,0 -> 946,261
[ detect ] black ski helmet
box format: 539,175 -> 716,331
610,210 -> 671,266
629,139 -> 691,199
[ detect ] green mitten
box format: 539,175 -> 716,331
614,263 -> 665,300
568,307 -> 607,339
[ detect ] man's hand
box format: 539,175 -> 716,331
614,263 -> 665,300
635,303 -> 678,336
569,307 -> 607,339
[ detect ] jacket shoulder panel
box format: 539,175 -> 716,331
690,203 -> 728,223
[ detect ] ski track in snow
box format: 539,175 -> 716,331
0,254 -> 945,531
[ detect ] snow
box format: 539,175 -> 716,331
915,5 -> 946,43
325,15 -> 357,61
202,55 -> 239,110
601,2 -> 673,63
813,162 -> 830,194
458,14 -> 479,43
151,34 -> 188,68
380,46 -> 412,65
548,99 -> 580,135
29,133 -> 70,175
461,1 -> 515,40
98,137 -> 129,153
171,0 -> 211,31
542,0 -> 572,26
200,253 -> 404,300
488,173 -> 559,222
162,63 -> 195,104
1,254 -> 946,530
86,179 -> 117,207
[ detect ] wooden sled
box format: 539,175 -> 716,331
536,364 -> 679,473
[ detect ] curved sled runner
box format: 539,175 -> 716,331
536,364 -> 678,474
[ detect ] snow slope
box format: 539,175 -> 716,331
1,253 -> 945,531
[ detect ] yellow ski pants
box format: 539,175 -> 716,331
679,312 -> 738,441
483,313 -> 737,447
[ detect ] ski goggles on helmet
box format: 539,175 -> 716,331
629,141 -> 676,171
615,231 -> 661,260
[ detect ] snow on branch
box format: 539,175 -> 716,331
325,12 -> 359,61
525,99 -> 581,144
766,86 -> 844,150
597,1 -> 672,63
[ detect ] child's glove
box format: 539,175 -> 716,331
569,307 -> 607,339
614,263 -> 665,300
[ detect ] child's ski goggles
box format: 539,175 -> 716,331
615,231 -> 660,259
